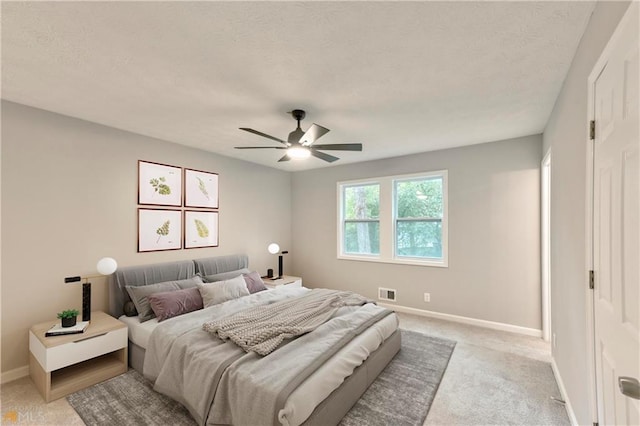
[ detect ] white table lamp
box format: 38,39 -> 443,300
64,257 -> 118,322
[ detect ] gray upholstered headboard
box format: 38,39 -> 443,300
108,254 -> 249,317
193,254 -> 248,276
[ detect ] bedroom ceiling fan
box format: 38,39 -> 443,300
235,109 -> 363,163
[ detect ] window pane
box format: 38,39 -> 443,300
395,177 -> 442,219
396,221 -> 442,258
343,184 -> 379,220
344,221 -> 380,254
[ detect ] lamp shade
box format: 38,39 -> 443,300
96,257 -> 118,275
267,243 -> 280,254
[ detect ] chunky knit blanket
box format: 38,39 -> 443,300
202,288 -> 371,355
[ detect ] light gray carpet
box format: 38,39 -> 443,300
69,369 -> 194,425
67,330 -> 455,426
340,330 -> 456,426
426,342 -> 570,425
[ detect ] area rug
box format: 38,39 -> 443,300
67,330 -> 456,426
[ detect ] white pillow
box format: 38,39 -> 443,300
198,275 -> 250,307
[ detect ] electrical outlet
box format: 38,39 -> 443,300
424,293 -> 430,302
552,332 -> 557,348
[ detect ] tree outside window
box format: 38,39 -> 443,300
343,184 -> 379,255
395,177 -> 443,259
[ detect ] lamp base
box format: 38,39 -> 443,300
82,283 -> 91,322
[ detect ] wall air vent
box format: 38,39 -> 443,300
378,287 -> 397,302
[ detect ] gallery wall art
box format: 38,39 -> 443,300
184,210 -> 219,249
137,160 -> 219,252
184,168 -> 219,209
138,208 -> 182,252
138,161 -> 182,207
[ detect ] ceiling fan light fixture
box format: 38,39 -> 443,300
287,146 -> 311,159
237,109 -> 363,163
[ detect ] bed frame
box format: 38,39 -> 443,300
109,254 -> 400,426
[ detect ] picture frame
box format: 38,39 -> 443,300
184,168 -> 219,209
184,210 -> 219,249
138,160 -> 182,207
138,208 -> 182,252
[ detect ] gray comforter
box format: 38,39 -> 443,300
143,286 -> 393,426
203,288 -> 373,355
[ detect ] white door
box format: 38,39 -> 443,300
592,3 -> 639,425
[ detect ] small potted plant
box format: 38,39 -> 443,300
57,309 -> 79,328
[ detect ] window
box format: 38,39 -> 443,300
342,183 -> 380,255
394,176 -> 444,260
338,171 -> 447,267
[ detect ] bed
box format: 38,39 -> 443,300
109,254 -> 401,426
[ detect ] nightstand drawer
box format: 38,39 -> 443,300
30,327 -> 127,372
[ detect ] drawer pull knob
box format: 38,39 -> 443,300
73,332 -> 107,343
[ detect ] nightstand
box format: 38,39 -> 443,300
263,275 -> 302,290
29,311 -> 127,402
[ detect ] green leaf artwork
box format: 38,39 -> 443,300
196,177 -> 210,200
156,220 -> 170,243
194,219 -> 209,238
150,177 -> 171,196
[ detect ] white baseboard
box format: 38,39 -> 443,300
551,358 -> 578,426
378,302 -> 542,338
1,365 -> 29,384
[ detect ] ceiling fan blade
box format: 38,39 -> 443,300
311,149 -> 339,163
278,154 -> 290,162
311,143 -> 362,151
299,123 -> 330,146
239,128 -> 288,146
234,146 -> 286,149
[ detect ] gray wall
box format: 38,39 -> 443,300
542,1 -> 631,424
1,101 -> 291,373
291,135 -> 542,330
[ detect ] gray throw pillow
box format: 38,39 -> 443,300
202,268 -> 251,283
198,275 -> 250,307
126,275 -> 203,322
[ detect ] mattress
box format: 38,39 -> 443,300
120,288 -> 398,426
118,315 -> 158,349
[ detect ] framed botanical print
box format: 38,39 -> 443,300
138,208 -> 182,252
184,168 -> 219,209
184,210 -> 219,249
138,160 -> 182,207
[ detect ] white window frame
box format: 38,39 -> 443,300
337,170 -> 448,268
337,179 -> 381,259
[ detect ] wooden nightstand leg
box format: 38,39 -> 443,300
29,353 -> 51,402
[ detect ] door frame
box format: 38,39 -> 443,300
541,150 -> 551,343
585,3 -> 637,423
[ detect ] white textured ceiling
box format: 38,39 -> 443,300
1,1 -> 594,171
